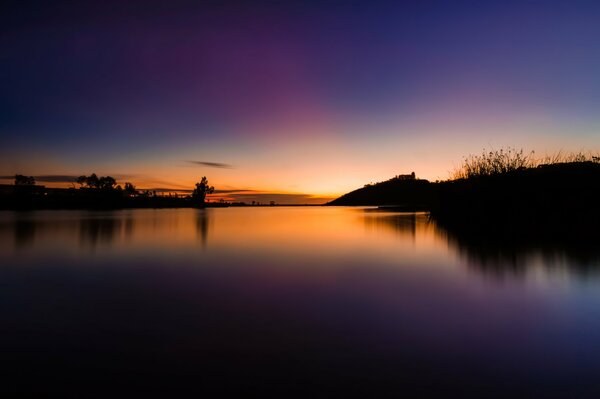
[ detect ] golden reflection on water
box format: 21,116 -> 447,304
0,208 -> 448,264
0,208 -> 597,277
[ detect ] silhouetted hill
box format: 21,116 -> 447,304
327,176 -> 434,208
329,162 -> 600,211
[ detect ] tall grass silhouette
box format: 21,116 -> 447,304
452,148 -> 599,179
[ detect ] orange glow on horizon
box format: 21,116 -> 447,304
1,117 -> 598,203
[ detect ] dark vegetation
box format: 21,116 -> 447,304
329,149 -> 600,213
330,149 -> 600,259
191,176 -> 215,203
14,174 -> 36,186
0,174 -> 221,210
435,153 -> 600,267
431,161 -> 600,263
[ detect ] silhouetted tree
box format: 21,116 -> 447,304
98,176 -> 117,190
14,174 -> 35,186
76,174 -> 117,190
77,174 -> 97,188
192,176 -> 214,204
124,182 -> 138,197
86,173 -> 98,188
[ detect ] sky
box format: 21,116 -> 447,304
1,0 -> 599,203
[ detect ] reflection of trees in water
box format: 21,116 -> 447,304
14,213 -> 36,249
363,211 -> 418,239
196,209 -> 210,249
124,216 -> 134,242
5,212 -> 135,251
437,221 -> 600,278
79,215 -> 121,248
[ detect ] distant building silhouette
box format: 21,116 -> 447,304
395,172 -> 416,180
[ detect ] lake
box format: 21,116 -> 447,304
1,207 -> 600,397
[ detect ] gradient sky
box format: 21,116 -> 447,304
1,0 -> 599,203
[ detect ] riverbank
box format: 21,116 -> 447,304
328,161 -> 600,240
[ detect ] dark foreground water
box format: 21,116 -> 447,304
1,207 -> 600,397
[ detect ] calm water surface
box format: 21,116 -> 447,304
1,207 -> 600,397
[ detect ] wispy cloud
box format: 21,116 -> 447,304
186,161 -> 234,169
213,189 -> 256,194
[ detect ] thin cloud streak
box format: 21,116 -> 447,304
33,175 -> 79,183
186,161 -> 234,169
213,189 -> 257,194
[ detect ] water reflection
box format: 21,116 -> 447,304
444,227 -> 600,278
1,208 -> 599,279
124,215 -> 134,242
14,212 -> 36,249
79,213 -> 122,248
363,210 -> 418,239
361,209 -> 600,278
196,209 -> 210,248
428,208 -> 600,277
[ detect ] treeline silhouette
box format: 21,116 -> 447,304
0,174 -> 221,210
